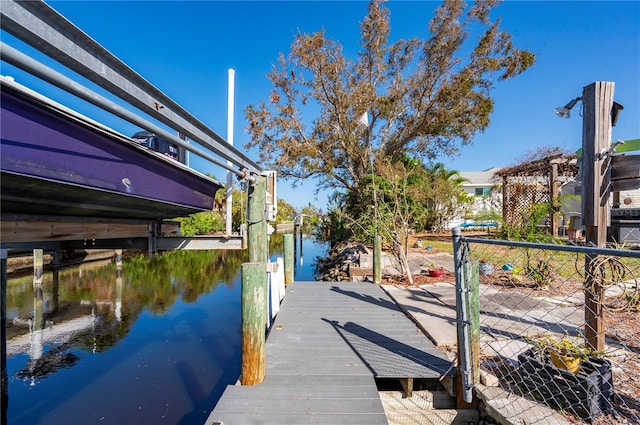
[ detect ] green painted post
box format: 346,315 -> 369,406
243,174 -> 268,385
241,262 -> 267,385
373,235 -> 381,284
284,233 -> 294,285
247,175 -> 268,264
453,227 -> 474,407
466,260 -> 480,384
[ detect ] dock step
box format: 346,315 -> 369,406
380,390 -> 479,425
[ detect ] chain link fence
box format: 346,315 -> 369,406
453,234 -> 640,424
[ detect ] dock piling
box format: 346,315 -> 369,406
241,262 -> 267,385
283,233 -> 294,285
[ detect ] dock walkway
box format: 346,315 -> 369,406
207,281 -> 454,425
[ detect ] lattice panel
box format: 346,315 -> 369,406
504,178 -> 551,225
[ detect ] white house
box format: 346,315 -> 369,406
448,167 -> 502,228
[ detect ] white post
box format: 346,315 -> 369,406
226,69 -> 235,236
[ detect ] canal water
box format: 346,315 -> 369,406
4,235 -> 327,425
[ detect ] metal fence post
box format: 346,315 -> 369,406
453,227 -> 474,405
466,260 -> 480,385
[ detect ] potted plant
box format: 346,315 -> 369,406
525,333 -> 601,373
428,267 -> 444,277
519,333 -> 613,420
426,262 -> 445,277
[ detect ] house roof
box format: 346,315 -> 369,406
459,167 -> 502,186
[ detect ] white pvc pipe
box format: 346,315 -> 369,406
226,69 -> 235,235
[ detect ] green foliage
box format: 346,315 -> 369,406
276,198 -> 296,223
320,157 -> 471,247
300,204 -> 322,226
626,292 -> 640,310
419,162 -> 473,231
525,257 -> 553,288
497,200 -> 559,243
176,211 -> 224,236
525,333 -> 602,361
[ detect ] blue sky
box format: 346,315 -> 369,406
2,1 -> 638,210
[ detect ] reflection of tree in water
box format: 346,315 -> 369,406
16,344 -> 80,381
7,249 -> 247,383
125,249 -> 247,309
76,307 -> 137,354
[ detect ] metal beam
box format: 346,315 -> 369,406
157,236 -> 245,251
0,0 -> 262,174
2,235 -> 245,251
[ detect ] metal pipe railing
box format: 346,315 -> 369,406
459,235 -> 640,258
0,0 -> 262,175
0,43 -> 248,179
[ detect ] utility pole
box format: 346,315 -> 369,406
581,81 -> 614,351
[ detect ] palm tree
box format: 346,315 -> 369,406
422,163 -> 471,231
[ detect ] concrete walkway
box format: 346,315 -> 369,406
381,276 -> 575,425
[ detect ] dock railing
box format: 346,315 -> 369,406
1,0 -> 261,179
453,229 -> 640,423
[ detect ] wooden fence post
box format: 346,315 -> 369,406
284,233 -> 294,285
373,235 -> 381,285
550,162 -> 559,237
241,262 -> 267,385
581,81 -> 614,351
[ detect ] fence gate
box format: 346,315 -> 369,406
453,230 -> 640,424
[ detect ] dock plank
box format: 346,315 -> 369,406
207,281 -> 454,425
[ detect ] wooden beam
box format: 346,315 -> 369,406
502,176 -> 508,223
400,378 -> 413,398
0,217 -> 179,244
1,248 -> 7,425
550,162 -> 559,237
612,178 -> 640,192
581,81 -> 614,352
373,235 -> 382,285
611,154 -> 640,191
1,221 -> 148,243
248,175 -> 268,264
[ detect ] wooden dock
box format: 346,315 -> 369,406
206,281 -> 455,425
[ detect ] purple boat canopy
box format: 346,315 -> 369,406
1,80 -> 222,220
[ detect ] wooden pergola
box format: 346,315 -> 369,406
495,153 -> 579,237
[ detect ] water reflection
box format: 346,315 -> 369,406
6,249 -> 247,425
5,237 -> 326,425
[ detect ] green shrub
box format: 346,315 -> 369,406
177,211 -> 224,236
